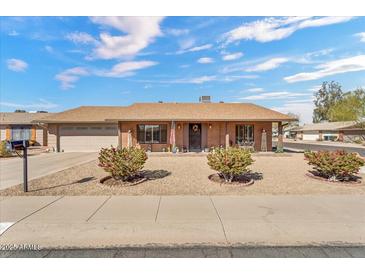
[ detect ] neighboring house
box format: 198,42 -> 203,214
0,112 -> 52,146
34,99 -> 295,152
291,121 -> 365,142
273,125 -> 299,139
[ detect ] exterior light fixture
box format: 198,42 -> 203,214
209,124 -> 212,129
177,124 -> 181,130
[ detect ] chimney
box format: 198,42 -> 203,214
199,96 -> 211,103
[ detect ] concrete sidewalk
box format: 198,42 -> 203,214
1,195 -> 364,251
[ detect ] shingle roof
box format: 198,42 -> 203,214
0,112 -> 53,125
34,106 -> 122,123
292,121 -> 361,132
34,103 -> 297,123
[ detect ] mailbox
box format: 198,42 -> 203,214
10,140 -> 30,150
7,140 -> 30,192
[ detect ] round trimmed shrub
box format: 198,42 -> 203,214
98,146 -> 148,181
207,147 -> 254,182
0,140 -> 12,157
304,150 -> 365,181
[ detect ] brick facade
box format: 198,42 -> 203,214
119,121 -> 273,152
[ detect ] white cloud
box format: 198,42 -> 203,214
8,30 -> 19,36
185,75 -> 216,84
307,85 -> 322,92
165,28 -> 189,36
44,45 -> 54,53
66,31 -> 97,44
0,99 -> 58,110
284,55 -> 365,83
177,43 -> 212,54
222,52 -> 243,61
6,58 -> 28,72
178,38 -> 195,50
222,75 -> 259,82
241,91 -> 307,100
139,73 -> 259,85
197,57 -> 214,64
137,75 -> 217,85
95,60 -> 158,77
355,32 -> 365,42
272,102 -> 314,124
55,61 -> 157,89
90,16 -> 164,59
223,16 -> 353,44
247,87 -> 264,92
294,48 -> 334,64
187,44 -> 212,52
55,67 -> 89,89
246,57 -> 288,72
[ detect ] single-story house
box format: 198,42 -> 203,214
291,121 -> 365,142
34,99 -> 295,152
0,112 -> 52,146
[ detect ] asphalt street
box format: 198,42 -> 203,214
273,141 -> 365,156
1,246 -> 364,258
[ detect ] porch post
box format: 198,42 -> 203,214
170,121 -> 176,151
225,122 -> 229,149
56,124 -> 60,152
339,131 -> 344,142
118,122 -> 122,148
276,121 -> 283,153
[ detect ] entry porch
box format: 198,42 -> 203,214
118,121 -> 282,152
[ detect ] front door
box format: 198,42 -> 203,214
189,123 -> 201,151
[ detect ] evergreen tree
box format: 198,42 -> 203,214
313,81 -> 343,123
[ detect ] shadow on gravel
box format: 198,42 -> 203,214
30,176 -> 95,192
140,169 -> 171,180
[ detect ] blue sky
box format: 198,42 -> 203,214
1,16 -> 365,123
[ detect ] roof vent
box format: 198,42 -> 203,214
199,96 -> 211,103
219,101 -> 224,103
158,100 -> 163,103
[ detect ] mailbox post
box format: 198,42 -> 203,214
9,140 -> 30,192
23,142 -> 28,192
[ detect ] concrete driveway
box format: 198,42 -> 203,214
273,140 -> 365,156
1,195 -> 364,253
0,152 -> 97,190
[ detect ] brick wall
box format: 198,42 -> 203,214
119,121 -> 273,152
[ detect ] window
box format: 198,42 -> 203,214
11,126 -> 31,141
236,125 -> 254,144
137,124 -> 167,144
61,127 -> 74,131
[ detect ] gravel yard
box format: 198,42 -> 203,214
1,153 -> 364,196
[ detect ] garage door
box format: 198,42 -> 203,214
60,124 -> 118,152
302,133 -> 319,141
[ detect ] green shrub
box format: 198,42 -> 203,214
0,140 -> 12,157
304,150 -> 365,181
98,146 -> 148,181
207,147 -> 254,182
